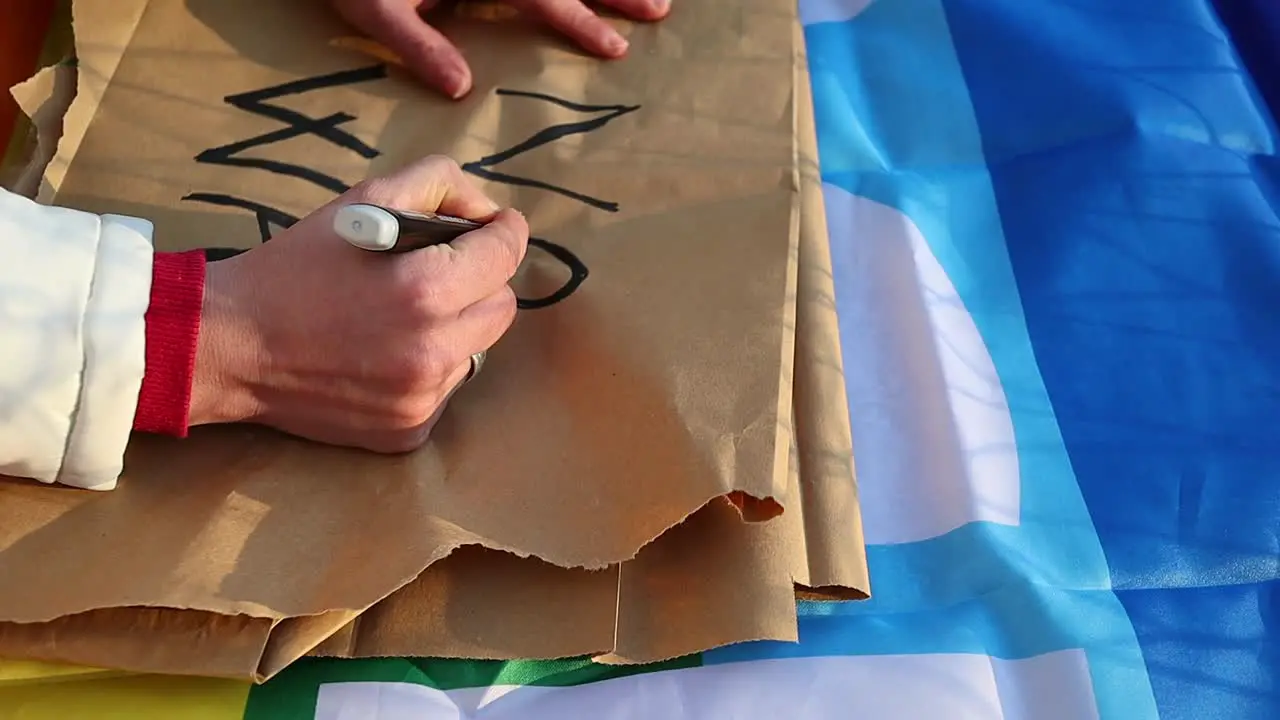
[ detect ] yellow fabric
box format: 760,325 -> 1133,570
0,659 -> 116,683
0,661 -> 249,720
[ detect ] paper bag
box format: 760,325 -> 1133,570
0,0 -> 814,680
308,21 -> 869,666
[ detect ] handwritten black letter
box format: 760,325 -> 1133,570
193,76 -> 596,308
463,89 -> 639,212
516,238 -> 590,309
183,64 -> 387,242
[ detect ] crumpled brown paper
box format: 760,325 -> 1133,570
0,0 -> 867,680
308,21 -> 869,667
2,62 -> 73,197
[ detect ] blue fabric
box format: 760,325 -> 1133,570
716,1 -> 1155,713
709,1 -> 1280,718
1214,0 -> 1280,121
946,0 -> 1280,715
226,3 -> 1280,717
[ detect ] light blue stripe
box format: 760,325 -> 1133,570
713,586 -> 1155,720
706,2 -> 1159,719
807,0 -> 1107,589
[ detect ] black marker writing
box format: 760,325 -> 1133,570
184,192 -> 299,245
463,89 -> 639,212
516,238 -> 590,309
183,65 -> 387,241
193,65 -> 385,192
190,75 -> 598,308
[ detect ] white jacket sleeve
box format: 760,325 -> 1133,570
0,187 -> 154,491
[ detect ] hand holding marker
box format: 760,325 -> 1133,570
335,203 -> 589,310
334,203 -> 498,384
334,203 -> 482,252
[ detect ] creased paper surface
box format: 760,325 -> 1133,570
0,0 -> 867,680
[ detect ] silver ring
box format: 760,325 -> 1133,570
465,351 -> 487,382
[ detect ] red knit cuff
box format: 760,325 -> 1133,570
134,250 -> 206,437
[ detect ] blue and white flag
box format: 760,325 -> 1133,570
3,1 -> 1278,718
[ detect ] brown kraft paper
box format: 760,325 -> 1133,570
2,62 -> 74,197
0,0 -> 829,680
308,21 -> 868,667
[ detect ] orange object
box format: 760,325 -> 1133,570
0,0 -> 58,150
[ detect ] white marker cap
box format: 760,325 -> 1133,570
334,203 -> 399,251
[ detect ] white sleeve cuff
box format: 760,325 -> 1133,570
55,214 -> 154,491
0,189 -> 153,491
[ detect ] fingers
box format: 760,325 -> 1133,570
356,156 -> 500,222
454,285 -> 520,359
373,361 -> 465,454
409,209 -> 530,313
509,0 -> 671,57
347,157 -> 526,314
359,287 -> 513,455
384,18 -> 474,99
334,0 -> 672,99
598,0 -> 671,22
509,0 -> 629,58
332,0 -> 473,98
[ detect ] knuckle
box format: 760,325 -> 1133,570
413,283 -> 456,320
385,360 -> 425,395
407,283 -> 448,319
377,340 -> 451,398
386,396 -> 434,428
416,337 -> 462,384
418,243 -> 462,278
380,368 -> 443,423
395,257 -> 455,318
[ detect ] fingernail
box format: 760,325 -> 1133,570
447,74 -> 471,99
605,31 -> 629,55
652,0 -> 670,12
444,63 -> 472,99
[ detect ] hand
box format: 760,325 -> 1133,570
331,0 -> 672,99
191,156 -> 528,453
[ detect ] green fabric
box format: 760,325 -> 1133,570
245,655 -> 702,720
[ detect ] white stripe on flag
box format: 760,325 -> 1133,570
799,0 -> 874,25
828,187 -> 1022,544
314,652 -> 1100,720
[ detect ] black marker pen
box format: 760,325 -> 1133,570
333,203 -> 483,253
